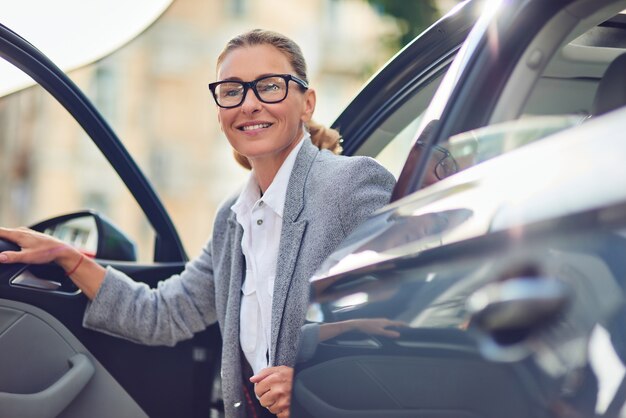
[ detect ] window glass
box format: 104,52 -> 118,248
430,114 -> 586,181
416,9 -> 626,191
0,59 -> 155,261
355,73 -> 445,178
373,115 -> 423,179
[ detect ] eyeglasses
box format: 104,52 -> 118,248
416,141 -> 459,180
208,74 -> 308,109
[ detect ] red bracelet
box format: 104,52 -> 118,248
65,254 -> 84,276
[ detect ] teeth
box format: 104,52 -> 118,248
242,123 -> 271,131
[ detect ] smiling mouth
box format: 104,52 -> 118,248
239,123 -> 273,131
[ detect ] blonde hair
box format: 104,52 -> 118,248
217,29 -> 342,170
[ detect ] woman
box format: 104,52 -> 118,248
0,29 -> 395,418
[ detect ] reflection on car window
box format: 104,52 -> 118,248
436,114 -> 586,178
0,61 -> 155,261
297,219 -> 626,417
307,221 -> 626,370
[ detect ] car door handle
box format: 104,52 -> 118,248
467,277 -> 570,344
0,353 -> 95,418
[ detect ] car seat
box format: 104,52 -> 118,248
591,52 -> 626,116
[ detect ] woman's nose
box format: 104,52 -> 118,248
240,89 -> 262,114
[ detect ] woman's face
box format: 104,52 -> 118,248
216,44 -> 316,165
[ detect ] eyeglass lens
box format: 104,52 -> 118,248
214,76 -> 288,107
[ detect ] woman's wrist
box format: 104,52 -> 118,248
342,320 -> 357,333
54,246 -> 106,300
64,253 -> 85,276
53,245 -> 82,270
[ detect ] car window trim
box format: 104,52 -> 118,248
0,23 -> 186,262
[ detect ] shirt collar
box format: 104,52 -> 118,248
231,131 -> 309,218
230,171 -> 260,217
262,132 -> 307,218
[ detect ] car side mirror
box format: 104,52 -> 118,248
30,210 -> 137,262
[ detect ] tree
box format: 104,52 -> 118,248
367,0 -> 441,48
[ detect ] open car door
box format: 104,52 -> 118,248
0,22 -> 221,418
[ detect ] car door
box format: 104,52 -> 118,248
294,176 -> 626,417
292,0 -> 626,416
0,23 -> 220,418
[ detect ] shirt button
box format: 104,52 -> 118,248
233,401 -> 242,408
258,201 -> 264,207
257,219 -> 263,226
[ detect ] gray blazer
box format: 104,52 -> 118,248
83,139 -> 395,417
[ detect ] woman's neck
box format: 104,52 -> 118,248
249,137 -> 304,193
252,159 -> 284,193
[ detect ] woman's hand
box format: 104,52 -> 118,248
319,317 -> 407,342
349,318 -> 406,338
250,365 -> 294,418
0,227 -> 75,265
0,226 -> 106,299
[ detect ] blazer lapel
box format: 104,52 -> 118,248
270,140 -> 318,360
225,215 -> 245,355
219,214 -> 247,410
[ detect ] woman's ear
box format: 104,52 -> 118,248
301,88 -> 316,123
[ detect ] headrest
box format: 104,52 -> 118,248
592,52 -> 626,116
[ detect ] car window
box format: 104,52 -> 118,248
355,72 -> 445,178
0,60 -> 155,261
432,114 -> 586,178
414,4 -> 626,191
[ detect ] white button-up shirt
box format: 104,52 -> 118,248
231,135 -> 306,375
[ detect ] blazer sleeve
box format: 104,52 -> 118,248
297,157 -> 395,362
82,241 -> 217,346
337,157 -> 395,236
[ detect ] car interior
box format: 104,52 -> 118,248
436,0 -> 626,186
356,0 -> 626,188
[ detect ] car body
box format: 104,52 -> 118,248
291,0 -> 626,417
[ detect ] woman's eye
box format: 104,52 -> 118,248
259,83 -> 280,92
223,89 -> 241,97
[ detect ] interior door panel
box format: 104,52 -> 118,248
293,335 -> 539,418
0,261 -> 220,418
0,299 -> 147,418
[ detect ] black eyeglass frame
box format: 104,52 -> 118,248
208,74 -> 309,109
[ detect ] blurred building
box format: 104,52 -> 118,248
0,0 -> 452,259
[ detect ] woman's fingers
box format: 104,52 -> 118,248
249,367 -> 275,384
252,366 -> 294,415
0,227 -> 22,243
353,318 -> 408,338
0,227 -> 25,264
0,251 -> 22,263
276,408 -> 290,418
0,226 -> 69,265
